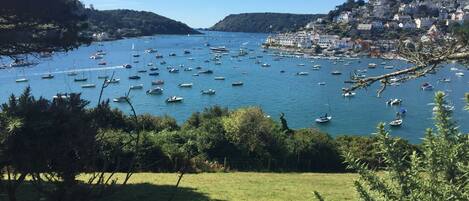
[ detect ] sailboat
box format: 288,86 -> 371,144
315,99 -> 333,124
16,68 -> 28,83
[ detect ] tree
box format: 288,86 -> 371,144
315,92 -> 469,200
0,0 -> 91,58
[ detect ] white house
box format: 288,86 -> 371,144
317,35 -> 340,49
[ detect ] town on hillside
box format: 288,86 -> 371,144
264,0 -> 469,58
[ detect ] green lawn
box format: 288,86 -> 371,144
10,173 -> 358,201
98,172 -> 359,201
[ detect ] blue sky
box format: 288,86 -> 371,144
80,0 -> 346,28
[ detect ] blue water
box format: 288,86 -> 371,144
1,31 -> 468,143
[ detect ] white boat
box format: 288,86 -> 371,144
455,72 -> 464,77
123,64 -> 133,69
214,77 -> 226,80
232,81 -> 244,86
166,96 -> 184,103
318,82 -> 326,86
15,78 -> 28,83
421,83 -> 433,91
152,80 -> 165,85
386,99 -> 402,106
389,119 -> 403,127
297,72 -> 309,76
210,46 -> 229,53
67,71 -> 78,76
184,68 -> 193,71
130,84 -> 144,90
368,63 -> 377,68
201,89 -> 216,95
439,78 -> 451,83
313,64 -> 321,68
105,78 -> 120,84
179,83 -> 193,88
315,115 -> 332,124
261,63 -> 271,67
147,63 -> 154,66
342,92 -> 356,97
298,63 -> 305,66
331,71 -> 342,75
53,93 -> 70,99
146,87 -> 164,95
41,74 -> 54,79
113,96 -> 128,103
145,48 -> 157,53
81,84 -> 96,88
89,55 -> 103,60
384,66 -> 394,69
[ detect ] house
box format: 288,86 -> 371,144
357,24 -> 373,31
317,35 -> 340,49
92,32 -> 110,41
371,21 -> 384,30
399,22 -> 417,30
415,18 -> 435,29
334,11 -> 353,23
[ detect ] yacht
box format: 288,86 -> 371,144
179,83 -> 193,88
41,74 -> 54,79
315,114 -> 332,124
128,75 -> 141,80
81,84 -> 96,88
421,82 -> 433,91
331,71 -> 342,75
368,63 -> 377,68
15,78 -> 28,83
149,72 -> 159,76
146,87 -> 164,95
201,89 -> 216,95
113,96 -> 128,103
297,72 -> 309,76
232,81 -> 244,86
166,96 -> 184,103
214,77 -> 226,80
130,84 -> 144,90
261,63 -> 271,67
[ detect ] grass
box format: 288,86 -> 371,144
10,172 -> 358,201
98,172 -> 359,201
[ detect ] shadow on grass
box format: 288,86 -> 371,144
8,182 -> 223,201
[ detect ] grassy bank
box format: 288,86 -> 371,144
95,173 -> 358,201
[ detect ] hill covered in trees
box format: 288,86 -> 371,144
210,13 -> 325,33
85,9 -> 200,39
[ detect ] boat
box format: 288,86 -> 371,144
128,75 -> 141,80
132,54 -> 140,58
389,119 -> 403,127
193,73 -> 199,76
315,114 -> 332,124
169,52 -> 177,56
199,70 -> 213,74
210,46 -> 229,53
146,87 -> 164,95
89,55 -> 104,60
439,78 -> 451,83
81,84 -> 96,88
184,50 -> 191,54
152,80 -> 165,85
113,96 -> 128,103
298,63 -> 305,66
149,72 -> 159,76
297,72 -> 309,76
196,66 -> 202,70
318,82 -> 326,86
342,92 -> 356,97
232,81 -> 244,86
67,71 -> 78,76
313,65 -> 321,68
214,77 -> 225,80
261,63 -> 271,67
145,48 -> 157,53
331,71 -> 342,75
53,93 -> 70,99
137,70 -> 148,73
74,77 -> 88,82
105,78 -> 120,84
98,61 -> 107,66
201,89 -> 216,95
384,66 -> 394,69
130,84 -> 144,90
41,74 -> 54,79
97,75 -> 109,79
179,83 -> 193,88
169,68 -> 179,73
160,61 -> 167,65
386,99 -> 402,106
368,63 -> 377,68
166,96 -> 184,103
150,67 -> 159,71
147,63 -> 154,66
184,68 -> 193,71
15,78 -> 28,83
455,72 -> 465,77
421,82 -> 433,91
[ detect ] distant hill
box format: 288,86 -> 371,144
85,9 -> 200,39
210,13 -> 325,33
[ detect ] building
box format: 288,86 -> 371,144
415,18 -> 435,29
317,35 -> 340,48
357,24 -> 373,31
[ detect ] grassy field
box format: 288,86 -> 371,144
98,173 -> 359,201
11,172 -> 358,201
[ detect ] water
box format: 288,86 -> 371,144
1,31 -> 468,143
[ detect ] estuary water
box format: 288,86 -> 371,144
1,31 -> 468,143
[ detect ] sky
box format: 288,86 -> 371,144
80,0 -> 346,28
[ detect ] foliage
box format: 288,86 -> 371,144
316,92 -> 469,201
210,13 -> 325,33
85,9 -> 200,39
0,0 -> 91,57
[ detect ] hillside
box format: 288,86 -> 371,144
210,13 -> 325,33
85,9 -> 200,39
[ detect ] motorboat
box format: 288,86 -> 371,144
184,68 -> 193,71
74,77 -> 88,82
184,50 -> 191,54
130,84 -> 144,90
90,55 -> 104,60
384,65 -> 394,69
53,93 -> 70,99
81,84 -> 96,88
455,72 -> 465,77
150,67 -> 159,71
67,71 -> 78,76
145,48 -> 157,53
421,82 -> 433,91
439,78 -> 451,83
210,46 -> 229,53
132,54 -> 140,58
232,81 -> 244,86
297,72 -> 309,76
201,89 -> 216,95
298,63 -> 305,66
128,75 -> 141,80
368,63 -> 377,68
98,61 -> 107,66
315,114 -> 332,123
179,83 -> 193,88
137,70 -> 148,73
152,80 -> 165,85
155,54 -> 163,59
389,119 -> 403,127
41,74 -> 54,79
15,78 -> 28,83
160,61 -> 167,65
113,96 -> 128,103
149,72 -> 159,76
105,78 -> 120,84
147,63 -> 154,66
169,52 -> 177,56
318,82 -> 326,86
146,87 -> 164,95
214,77 -> 226,80
199,70 -> 213,74
342,92 -> 356,97
261,63 -> 271,67
169,68 -> 179,73
386,99 -> 402,106
331,71 -> 342,75
166,96 -> 184,103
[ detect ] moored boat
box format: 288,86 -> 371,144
152,80 -> 165,85
146,87 -> 164,95
179,83 -> 193,88
130,84 -> 144,90
232,81 -> 243,86
201,89 -> 216,95
166,96 -> 184,103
